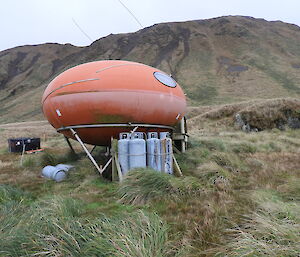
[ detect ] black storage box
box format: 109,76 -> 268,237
8,138 -> 41,153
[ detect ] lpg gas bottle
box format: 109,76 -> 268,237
146,132 -> 162,171
160,132 -> 173,174
118,133 -> 130,174
129,132 -> 146,170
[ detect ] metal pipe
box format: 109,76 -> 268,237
70,128 -> 103,174
64,136 -> 76,154
57,123 -> 174,132
90,145 -> 97,154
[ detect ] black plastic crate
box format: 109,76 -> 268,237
8,138 -> 41,153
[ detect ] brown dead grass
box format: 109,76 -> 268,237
0,120 -> 57,149
0,98 -> 300,256
238,98 -> 300,129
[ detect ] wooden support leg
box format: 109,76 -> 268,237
172,154 -> 183,177
114,154 -> 123,182
111,138 -> 123,182
111,138 -> 118,181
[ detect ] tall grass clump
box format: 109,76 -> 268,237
199,138 -> 226,151
83,211 -> 175,257
222,190 -> 300,256
230,141 -> 257,153
0,184 -> 32,203
21,155 -> 38,168
0,187 -> 178,257
278,177 -> 300,201
39,149 -> 78,166
118,169 -> 202,205
0,196 -> 84,257
29,210 -> 175,257
175,140 -> 212,174
118,169 -> 173,204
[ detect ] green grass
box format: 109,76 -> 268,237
1,115 -> 300,256
247,57 -> 300,93
187,84 -> 218,103
0,184 -> 32,203
39,149 -> 79,166
230,141 -> 257,153
220,190 -> 300,256
118,169 -> 202,205
0,192 -> 176,257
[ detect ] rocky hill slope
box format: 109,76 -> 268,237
1,16 -> 300,123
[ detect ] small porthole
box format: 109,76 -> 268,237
153,72 -> 177,88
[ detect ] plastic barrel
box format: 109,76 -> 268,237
41,165 -> 67,182
118,133 -> 130,174
55,164 -> 74,172
129,135 -> 146,170
42,165 -> 56,178
51,169 -> 66,182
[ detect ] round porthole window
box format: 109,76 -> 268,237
153,72 -> 177,88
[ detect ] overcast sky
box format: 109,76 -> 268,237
1,0 -> 299,52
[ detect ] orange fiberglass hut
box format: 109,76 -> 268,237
42,60 -> 186,146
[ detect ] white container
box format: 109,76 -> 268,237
160,138 -> 173,174
42,165 -> 66,182
131,132 -> 144,139
42,165 -> 55,178
147,132 -> 161,171
118,133 -> 130,174
129,133 -> 146,170
160,132 -> 171,139
52,169 -> 67,182
55,164 -> 74,172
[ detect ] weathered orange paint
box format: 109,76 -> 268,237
42,60 -> 186,145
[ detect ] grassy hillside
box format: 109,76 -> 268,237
0,101 -> 299,256
1,16 -> 300,123
0,14 -> 299,256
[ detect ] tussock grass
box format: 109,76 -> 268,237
277,177 -> 300,201
189,98 -> 300,132
0,190 -> 176,257
118,169 -> 172,204
230,141 -> 257,153
221,190 -> 300,257
1,103 -> 300,256
198,138 -> 226,151
210,152 -> 245,172
237,98 -> 300,130
0,184 -> 32,203
118,169 -> 202,205
21,155 -> 37,167
192,162 -> 232,189
82,211 -> 174,257
40,149 -> 78,166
